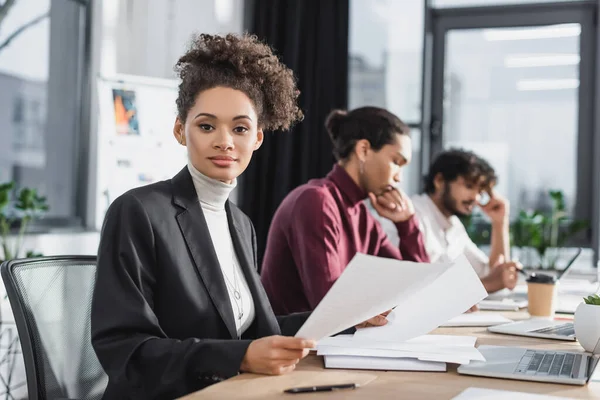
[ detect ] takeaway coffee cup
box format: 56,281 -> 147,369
526,273 -> 558,318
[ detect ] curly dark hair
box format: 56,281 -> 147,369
174,33 -> 303,130
423,148 -> 497,194
324,107 -> 410,161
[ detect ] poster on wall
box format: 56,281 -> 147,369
112,88 -> 141,136
96,75 -> 187,228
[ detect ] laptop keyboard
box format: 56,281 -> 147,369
530,323 -> 575,337
514,350 -> 582,377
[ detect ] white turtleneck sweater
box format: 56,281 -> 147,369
187,162 -> 255,337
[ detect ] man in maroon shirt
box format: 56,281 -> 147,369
261,107 -> 430,315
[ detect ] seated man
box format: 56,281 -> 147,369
413,149 -> 520,294
260,107 -> 429,315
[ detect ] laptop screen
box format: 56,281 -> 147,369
587,336 -> 600,382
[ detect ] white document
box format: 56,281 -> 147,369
352,254 -> 487,343
478,299 -> 528,311
440,312 -> 513,327
324,355 -> 446,371
318,346 -> 481,364
317,334 -> 485,364
452,387 -> 576,400
318,334 -> 477,350
558,279 -> 599,295
295,254 -> 446,340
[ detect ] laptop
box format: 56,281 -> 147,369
488,319 -> 575,341
457,337 -> 600,385
487,248 -> 583,341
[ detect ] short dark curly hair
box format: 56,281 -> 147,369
174,33 -> 303,131
423,149 -> 497,194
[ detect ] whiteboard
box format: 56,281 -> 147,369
95,74 -> 187,228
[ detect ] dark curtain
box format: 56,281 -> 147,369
239,0 -> 349,269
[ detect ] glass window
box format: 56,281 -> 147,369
0,0 -> 48,207
442,24 -> 580,217
432,0 -> 580,8
0,0 -> 88,223
349,0 -> 424,123
101,0 -> 245,79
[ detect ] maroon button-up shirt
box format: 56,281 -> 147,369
260,164 -> 430,315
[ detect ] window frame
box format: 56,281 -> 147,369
34,0 -> 91,232
420,0 -> 600,264
1,0 -> 93,232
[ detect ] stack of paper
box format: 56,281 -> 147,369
296,254 -> 487,342
294,253 -> 487,373
317,334 -> 484,372
324,355 -> 446,372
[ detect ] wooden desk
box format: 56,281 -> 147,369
183,312 -> 600,399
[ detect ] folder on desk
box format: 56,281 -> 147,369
324,355 -> 447,372
317,334 -> 483,372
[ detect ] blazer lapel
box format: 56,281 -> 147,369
226,202 -> 280,337
172,167 -> 237,339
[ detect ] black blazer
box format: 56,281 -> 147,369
91,167 -> 309,400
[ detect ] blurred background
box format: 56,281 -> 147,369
0,0 -> 599,269
1,1 -> 600,398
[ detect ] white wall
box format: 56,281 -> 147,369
1,231 -> 101,261
87,0 -> 245,229
105,0 -> 245,80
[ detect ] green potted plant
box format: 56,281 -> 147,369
463,190 -> 588,269
462,213 -> 491,247
574,294 -> 600,352
0,181 -> 49,263
511,190 -> 588,270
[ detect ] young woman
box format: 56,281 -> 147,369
91,34 -> 386,400
261,107 -> 430,315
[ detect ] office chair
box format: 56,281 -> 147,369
1,256 -> 108,400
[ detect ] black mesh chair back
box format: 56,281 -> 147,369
1,256 -> 108,400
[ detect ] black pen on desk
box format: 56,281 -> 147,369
284,383 -> 359,394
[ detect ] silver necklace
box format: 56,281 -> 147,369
222,246 -> 244,321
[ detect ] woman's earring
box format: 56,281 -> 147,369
359,160 -> 365,176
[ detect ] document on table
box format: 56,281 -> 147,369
317,334 -> 484,364
295,254 -> 445,340
478,298 -> 528,311
440,312 -> 512,327
318,334 -> 477,351
352,254 -> 487,343
452,388 -> 576,400
324,355 -> 447,371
